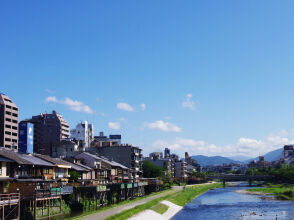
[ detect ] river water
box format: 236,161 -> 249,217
172,185 -> 294,220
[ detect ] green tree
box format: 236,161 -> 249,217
142,161 -> 164,178
69,171 -> 79,182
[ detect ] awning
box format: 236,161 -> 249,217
57,165 -> 71,169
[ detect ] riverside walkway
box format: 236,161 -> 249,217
82,186 -> 183,220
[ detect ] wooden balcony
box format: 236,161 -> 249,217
0,193 -> 20,205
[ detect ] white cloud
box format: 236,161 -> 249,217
150,129 -> 294,158
108,122 -> 120,130
45,96 -> 95,114
144,120 -> 182,133
45,96 -> 58,103
141,103 -> 146,111
117,102 -> 134,112
182,93 -> 196,111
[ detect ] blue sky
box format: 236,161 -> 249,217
1,0 -> 294,158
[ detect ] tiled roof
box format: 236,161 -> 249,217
0,148 -> 55,166
34,154 -> 71,166
0,156 -> 14,162
18,154 -> 55,167
80,152 -> 129,170
65,161 -> 91,172
0,148 -> 33,165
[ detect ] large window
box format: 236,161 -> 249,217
55,168 -> 66,178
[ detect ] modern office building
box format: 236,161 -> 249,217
0,93 -> 19,150
18,120 -> 34,154
70,121 -> 94,148
28,110 -> 70,155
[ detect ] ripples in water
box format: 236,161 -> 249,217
172,186 -> 294,220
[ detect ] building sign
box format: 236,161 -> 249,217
18,122 -> 34,154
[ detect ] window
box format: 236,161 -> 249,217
5,111 -> 11,115
5,131 -> 11,135
12,107 -> 18,111
12,126 -> 17,130
5,138 -> 11,142
12,120 -> 17,123
12,133 -> 17,136
5,118 -> 11,122
12,113 -> 18,117
5,125 -> 11,129
6,105 -> 11,109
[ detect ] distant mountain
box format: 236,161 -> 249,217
191,155 -> 241,166
246,148 -> 283,163
229,156 -> 252,162
192,148 -> 284,166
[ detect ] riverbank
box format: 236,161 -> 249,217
244,184 -> 294,200
64,189 -> 173,220
111,183 -> 222,220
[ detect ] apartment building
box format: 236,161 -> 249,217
89,144 -> 143,180
0,93 -> 19,150
70,121 -> 94,148
28,110 -> 70,155
92,132 -> 121,147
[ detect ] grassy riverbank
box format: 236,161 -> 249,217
168,183 -> 222,206
106,183 -> 222,220
247,184 -> 294,200
65,189 -> 171,220
150,203 -> 169,214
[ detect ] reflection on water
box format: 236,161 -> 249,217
172,185 -> 294,220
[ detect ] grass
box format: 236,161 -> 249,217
105,195 -> 170,220
247,184 -> 294,200
150,203 -> 169,214
106,183 -> 222,220
168,183 -> 222,206
64,189 -> 172,220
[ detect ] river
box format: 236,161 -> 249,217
172,184 -> 294,220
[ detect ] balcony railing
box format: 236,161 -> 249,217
0,193 -> 20,205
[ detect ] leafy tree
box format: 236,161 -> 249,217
69,171 -> 79,182
142,161 -> 164,178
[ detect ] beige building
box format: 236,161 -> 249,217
0,93 -> 19,150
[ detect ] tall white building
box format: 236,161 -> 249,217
70,121 -> 94,148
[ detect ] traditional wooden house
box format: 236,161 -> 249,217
34,154 -> 72,182
98,156 -> 131,183
74,152 -> 131,184
0,148 -> 57,198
